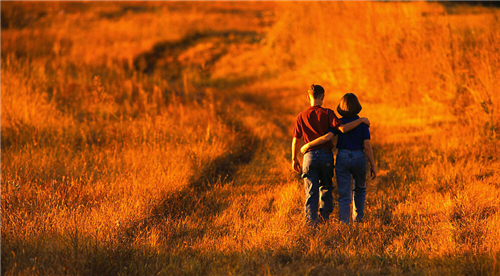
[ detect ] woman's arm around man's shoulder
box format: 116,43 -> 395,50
337,117 -> 370,133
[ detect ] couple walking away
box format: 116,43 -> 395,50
292,84 -> 377,227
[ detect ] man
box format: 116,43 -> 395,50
292,84 -> 370,226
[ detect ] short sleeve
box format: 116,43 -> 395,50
292,116 -> 303,138
362,125 -> 371,140
329,127 -> 340,136
329,109 -> 342,129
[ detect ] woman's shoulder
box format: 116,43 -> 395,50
340,116 -> 360,124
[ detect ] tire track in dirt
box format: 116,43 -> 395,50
121,105 -> 260,245
122,31 -> 265,243
133,30 -> 260,77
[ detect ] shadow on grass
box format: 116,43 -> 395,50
4,234 -> 497,276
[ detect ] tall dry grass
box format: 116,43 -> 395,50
266,1 -> 499,130
1,1 -> 499,275
262,1 -> 500,274
2,2 -> 257,274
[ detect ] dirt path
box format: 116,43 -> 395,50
121,32 -> 292,249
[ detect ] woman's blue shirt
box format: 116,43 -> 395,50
330,115 -> 370,150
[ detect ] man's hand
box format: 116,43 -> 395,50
291,137 -> 301,173
292,158 -> 301,173
370,167 -> 377,180
362,117 -> 370,127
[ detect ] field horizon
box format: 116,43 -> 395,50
2,1 -> 500,275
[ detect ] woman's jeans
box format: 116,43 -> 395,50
335,149 -> 367,224
302,149 -> 334,225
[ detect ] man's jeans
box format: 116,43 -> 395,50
302,149 -> 334,225
335,149 -> 367,224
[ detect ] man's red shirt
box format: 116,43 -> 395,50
292,105 -> 342,150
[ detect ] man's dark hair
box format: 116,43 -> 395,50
309,84 -> 325,99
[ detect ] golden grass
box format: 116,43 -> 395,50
2,1 -> 499,275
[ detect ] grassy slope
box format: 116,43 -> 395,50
2,2 -> 500,275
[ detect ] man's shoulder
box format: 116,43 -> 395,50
299,106 -> 333,114
313,106 -> 334,112
319,106 -> 335,114
296,106 -> 336,122
297,106 -> 313,116
325,108 -> 337,113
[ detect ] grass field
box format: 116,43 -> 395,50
2,1 -> 500,275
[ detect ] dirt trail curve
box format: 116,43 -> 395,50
122,30 -> 289,244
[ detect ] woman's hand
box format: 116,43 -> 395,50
300,143 -> 310,154
370,167 -> 378,180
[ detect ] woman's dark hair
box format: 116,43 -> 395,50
337,93 -> 362,118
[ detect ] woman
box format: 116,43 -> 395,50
301,93 -> 377,224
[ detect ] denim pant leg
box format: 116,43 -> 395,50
335,151 -> 352,224
351,152 -> 367,222
318,153 -> 334,221
302,153 -> 319,223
